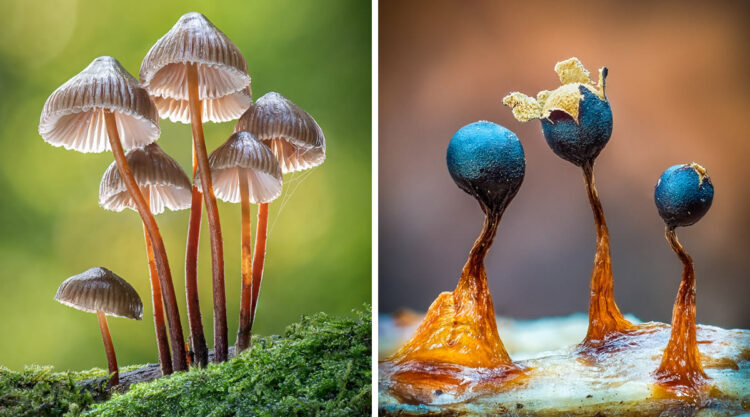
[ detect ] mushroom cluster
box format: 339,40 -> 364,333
40,12 -> 325,383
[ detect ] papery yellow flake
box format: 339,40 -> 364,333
541,83 -> 585,121
555,58 -> 592,85
690,162 -> 708,185
502,92 -> 541,122
536,90 -> 551,108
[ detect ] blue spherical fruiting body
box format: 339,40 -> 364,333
540,86 -> 613,167
446,121 -> 525,213
654,163 -> 714,228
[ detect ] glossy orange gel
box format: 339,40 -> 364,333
387,212 -> 523,404
653,228 -> 708,398
581,161 -> 634,348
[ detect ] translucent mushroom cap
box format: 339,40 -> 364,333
38,56 -> 160,153
99,143 -> 192,215
140,12 -> 251,123
234,92 -> 326,173
195,131 -> 283,204
54,267 -> 143,320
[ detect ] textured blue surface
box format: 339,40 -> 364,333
654,164 -> 714,228
446,121 -> 525,213
541,86 -> 613,166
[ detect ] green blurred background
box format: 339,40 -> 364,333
0,0 -> 371,370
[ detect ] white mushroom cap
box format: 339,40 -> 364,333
234,92 -> 325,173
152,86 -> 252,124
140,12 -> 251,123
55,267 -> 143,320
38,56 -> 160,153
99,143 -> 192,215
195,131 -> 283,204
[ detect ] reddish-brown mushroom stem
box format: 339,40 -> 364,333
103,110 -> 188,371
97,310 -> 119,387
142,189 -> 173,375
186,64 -> 227,363
654,227 -> 707,393
581,160 -> 632,347
249,202 -> 269,329
185,142 -> 208,367
236,174 -> 254,351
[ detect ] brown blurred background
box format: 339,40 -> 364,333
379,0 -> 750,329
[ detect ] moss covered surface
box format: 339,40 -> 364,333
0,307 -> 371,416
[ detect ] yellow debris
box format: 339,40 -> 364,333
554,57 -> 592,85
503,57 -> 607,123
502,92 -> 541,122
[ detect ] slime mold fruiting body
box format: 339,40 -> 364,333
503,58 -> 632,347
653,163 -> 714,397
385,121 -> 526,404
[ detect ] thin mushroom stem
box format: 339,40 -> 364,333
97,311 -> 119,387
186,63 -> 227,363
185,142 -> 208,367
249,202 -> 269,329
103,110 -> 188,371
581,160 -> 631,347
236,174 -> 253,351
655,227 -> 707,391
142,188 -> 173,376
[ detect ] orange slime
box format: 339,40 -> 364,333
581,161 -> 633,347
388,210 -> 522,403
654,228 -> 708,397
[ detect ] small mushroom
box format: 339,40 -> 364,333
234,92 -> 325,330
653,163 -> 714,396
387,121 -> 525,403
38,56 -> 187,370
99,143 -> 192,374
140,12 -> 252,364
55,267 -> 143,387
195,132 -> 282,351
503,58 -> 632,347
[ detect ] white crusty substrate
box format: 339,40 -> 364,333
379,318 -> 750,416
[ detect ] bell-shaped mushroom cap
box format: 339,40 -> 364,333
195,131 -> 282,204
140,12 -> 250,110
153,86 -> 252,124
99,143 -> 192,215
234,92 -> 325,173
55,267 -> 143,320
38,56 -> 160,153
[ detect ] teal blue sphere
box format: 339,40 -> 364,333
446,121 -> 525,213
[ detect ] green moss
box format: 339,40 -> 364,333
1,307 -> 371,417
0,365 -> 98,416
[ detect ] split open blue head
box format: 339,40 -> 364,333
541,85 -> 613,167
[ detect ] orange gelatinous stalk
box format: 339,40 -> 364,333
388,214 -> 523,404
653,229 -> 708,397
581,161 -> 634,347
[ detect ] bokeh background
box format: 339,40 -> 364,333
0,0 -> 370,370
380,0 -> 749,329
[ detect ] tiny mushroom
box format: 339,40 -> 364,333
99,143 -> 192,374
502,58 -> 632,346
234,92 -> 325,330
653,163 -> 714,395
55,267 -> 143,387
38,56 -> 187,370
387,121 -> 525,404
140,12 -> 252,364
195,132 -> 282,351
